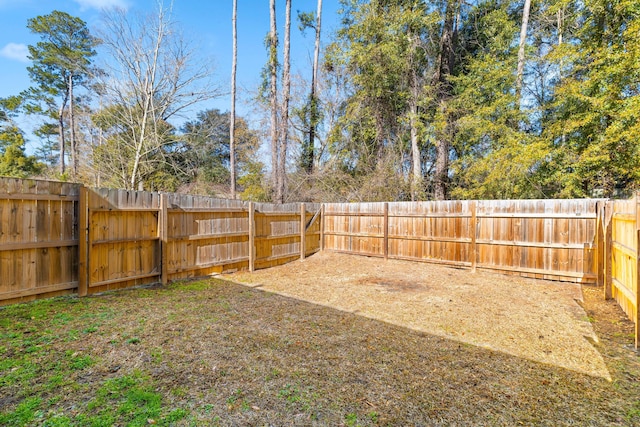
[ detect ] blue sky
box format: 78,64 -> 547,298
0,0 -> 342,138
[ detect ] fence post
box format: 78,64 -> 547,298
383,202 -> 389,260
320,204 -> 325,252
633,194 -> 640,350
604,201 -> 613,300
635,228 -> 640,349
300,203 -> 306,260
78,186 -> 88,297
596,201 -> 605,287
471,201 -> 477,273
248,202 -> 255,272
159,193 -> 168,285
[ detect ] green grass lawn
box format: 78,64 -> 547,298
0,279 -> 639,426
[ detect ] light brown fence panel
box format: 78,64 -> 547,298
166,194 -> 249,279
610,197 -> 638,325
323,203 -> 386,256
387,201 -> 473,266
304,203 -> 322,258
476,199 -> 600,282
0,178 -> 80,305
324,198 -> 600,283
253,203 -> 302,270
85,188 -> 161,294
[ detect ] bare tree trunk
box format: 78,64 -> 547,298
129,8 -> 164,191
557,7 -> 563,47
407,28 -> 422,201
312,0 -> 322,97
434,99 -> 449,201
57,103 -> 66,176
410,97 -> 421,201
557,6 -> 564,78
269,0 -> 279,200
304,0 -> 323,174
433,0 -> 458,200
130,82 -> 153,190
57,88 -> 69,176
68,73 -> 78,179
516,0 -> 532,104
229,0 -> 237,199
277,0 -> 291,203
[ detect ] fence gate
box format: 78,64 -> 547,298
78,188 -> 163,296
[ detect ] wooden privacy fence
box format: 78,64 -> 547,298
323,199 -> 602,283
79,189 -> 321,295
0,178 -> 321,304
604,196 -> 640,347
0,179 -> 80,303
0,177 -> 638,347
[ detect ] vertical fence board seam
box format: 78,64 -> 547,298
300,203 -> 306,261
383,202 -> 389,260
320,204 -> 325,251
78,186 -> 88,296
249,202 -> 255,272
604,201 -> 613,299
636,227 -> 640,349
159,193 -> 168,285
633,193 -> 640,350
471,201 -> 477,273
596,201 -> 605,287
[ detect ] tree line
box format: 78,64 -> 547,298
295,0 -> 639,201
0,4 -> 266,199
1,0 -> 638,202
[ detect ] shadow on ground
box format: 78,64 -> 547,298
229,252 -> 611,379
1,273 -> 639,425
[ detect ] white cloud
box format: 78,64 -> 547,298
73,0 -> 129,11
0,43 -> 29,62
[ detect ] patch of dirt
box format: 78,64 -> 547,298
356,277 -> 427,293
230,252 -> 609,379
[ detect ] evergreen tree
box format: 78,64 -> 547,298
25,10 -> 98,177
545,0 -> 640,197
0,126 -> 43,178
298,0 -> 324,174
325,0 -> 441,201
448,0 -> 551,199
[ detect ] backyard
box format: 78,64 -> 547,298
1,253 -> 639,426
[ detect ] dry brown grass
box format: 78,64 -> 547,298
230,252 -> 609,379
1,252 -> 639,425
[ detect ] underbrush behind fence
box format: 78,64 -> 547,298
0,177 -> 637,347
